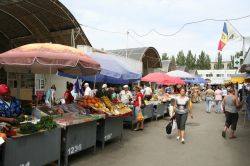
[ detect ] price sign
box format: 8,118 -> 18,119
68,144 -> 82,155
104,133 -> 113,141
19,161 -> 30,166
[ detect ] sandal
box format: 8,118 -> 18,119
229,136 -> 237,139
133,128 -> 139,131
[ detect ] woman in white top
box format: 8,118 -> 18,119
174,88 -> 193,144
214,86 -> 223,113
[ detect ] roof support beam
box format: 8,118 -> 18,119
0,9 -> 32,35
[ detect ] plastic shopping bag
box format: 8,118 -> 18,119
189,100 -> 192,110
172,120 -> 177,132
137,111 -> 144,122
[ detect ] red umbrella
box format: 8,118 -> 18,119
166,77 -> 186,85
0,43 -> 100,75
141,72 -> 185,85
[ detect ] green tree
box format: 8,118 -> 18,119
205,54 -> 211,69
229,55 -> 234,69
196,51 -> 210,69
217,52 -> 223,69
169,56 -> 176,71
185,50 -> 196,70
161,53 -> 169,60
176,50 -> 186,66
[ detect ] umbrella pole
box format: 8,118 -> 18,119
94,75 -> 96,90
49,65 -> 52,88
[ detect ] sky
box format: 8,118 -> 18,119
60,0 -> 250,61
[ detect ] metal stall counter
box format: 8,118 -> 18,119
142,103 -> 154,121
53,111 -> 103,166
96,115 -> 124,149
2,128 -> 61,166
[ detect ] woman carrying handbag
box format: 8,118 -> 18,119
134,86 -> 144,131
174,88 -> 193,144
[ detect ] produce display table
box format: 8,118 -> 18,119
54,113 -> 103,166
154,103 -> 166,120
97,116 -> 124,149
2,128 -> 61,166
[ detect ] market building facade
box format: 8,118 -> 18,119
109,47 -> 162,76
197,69 -> 236,84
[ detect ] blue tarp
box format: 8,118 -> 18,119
58,52 -> 141,84
193,76 -> 206,84
182,77 -> 206,84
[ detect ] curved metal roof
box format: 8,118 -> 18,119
0,0 -> 91,53
108,47 -> 162,68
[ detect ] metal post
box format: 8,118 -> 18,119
71,29 -> 75,48
126,31 -> 129,58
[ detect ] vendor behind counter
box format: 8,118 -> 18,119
95,84 -> 112,100
0,84 -> 23,124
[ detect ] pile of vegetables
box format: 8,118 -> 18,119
36,116 -> 57,130
20,123 -> 38,134
19,116 -> 57,135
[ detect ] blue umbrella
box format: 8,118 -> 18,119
58,52 -> 141,84
193,76 -> 206,84
182,78 -> 195,84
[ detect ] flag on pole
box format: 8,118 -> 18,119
217,22 -> 243,51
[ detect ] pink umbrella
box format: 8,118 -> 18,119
166,77 -> 186,85
0,43 -> 100,75
141,72 -> 185,85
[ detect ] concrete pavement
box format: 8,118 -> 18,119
70,102 -> 250,166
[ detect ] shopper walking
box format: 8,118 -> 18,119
221,88 -> 241,139
174,88 -> 193,144
205,86 -> 214,113
214,86 -> 223,113
133,86 -> 144,131
45,84 -> 56,107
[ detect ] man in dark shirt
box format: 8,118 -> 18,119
95,84 -> 112,100
238,85 -> 249,102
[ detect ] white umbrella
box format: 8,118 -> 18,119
167,70 -> 194,78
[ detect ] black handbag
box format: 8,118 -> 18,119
165,121 -> 173,135
140,100 -> 146,109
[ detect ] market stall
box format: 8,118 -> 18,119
38,104 -> 103,166
0,43 -> 102,166
78,96 -> 132,149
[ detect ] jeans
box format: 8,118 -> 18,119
206,97 -> 213,112
215,100 -> 222,113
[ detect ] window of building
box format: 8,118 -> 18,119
206,74 -> 213,77
8,73 -> 18,88
35,79 -> 45,90
21,73 -> 35,88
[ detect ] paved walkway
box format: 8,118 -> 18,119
70,102 -> 250,166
